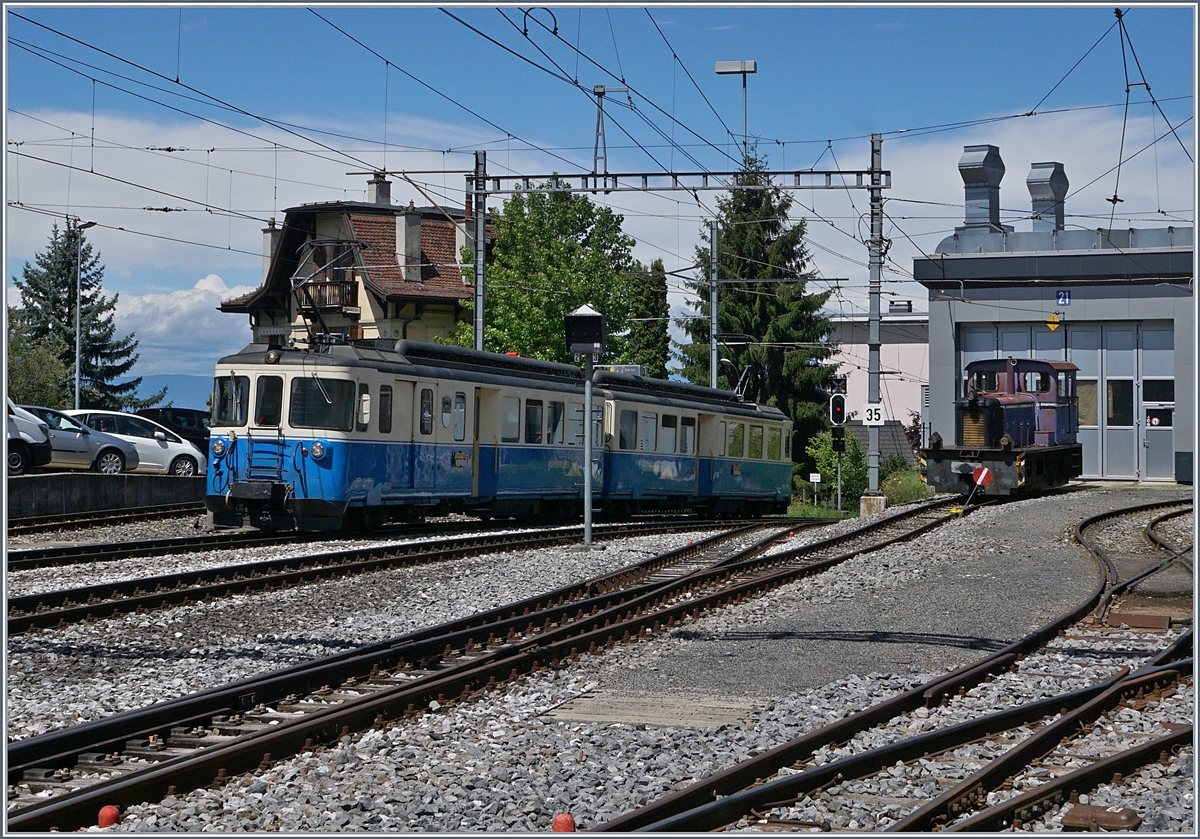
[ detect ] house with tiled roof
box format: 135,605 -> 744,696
221,175 -> 490,344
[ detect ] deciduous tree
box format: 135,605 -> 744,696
625,258 -> 670,378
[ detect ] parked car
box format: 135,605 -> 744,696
7,399 -> 53,476
20,405 -> 141,474
136,407 -> 210,453
67,410 -> 208,476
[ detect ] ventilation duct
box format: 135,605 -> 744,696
958,145 -> 1005,230
1027,162 -> 1068,232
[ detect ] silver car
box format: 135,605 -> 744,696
20,406 -> 141,474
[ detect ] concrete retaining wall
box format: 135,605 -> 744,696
5,473 -> 206,519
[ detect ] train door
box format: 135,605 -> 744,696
413,383 -> 436,490
389,381 -> 415,487
475,387 -> 501,499
696,413 -> 722,496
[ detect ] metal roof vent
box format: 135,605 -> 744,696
1027,162 -> 1068,232
958,144 -> 1005,230
888,299 -> 913,314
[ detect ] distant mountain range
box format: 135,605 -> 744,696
136,374 -> 212,410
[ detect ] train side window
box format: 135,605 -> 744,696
501,397 -> 520,443
547,401 -> 565,445
1023,371 -> 1051,393
1056,373 -> 1072,399
749,425 -> 764,459
767,427 -> 782,460
255,376 -> 283,426
453,393 -> 467,441
420,388 -> 434,435
639,413 -> 657,452
619,410 -> 637,450
356,384 -> 371,432
728,423 -> 745,458
379,386 -> 393,434
525,400 -> 544,444
784,430 -> 791,459
679,417 -> 695,454
568,402 -> 584,445
660,415 -> 677,453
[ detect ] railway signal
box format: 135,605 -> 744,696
829,394 -> 846,425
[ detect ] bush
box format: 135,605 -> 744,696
805,429 -> 868,510
881,464 -> 934,504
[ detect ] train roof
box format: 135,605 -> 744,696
965,358 -> 1079,373
215,340 -> 788,421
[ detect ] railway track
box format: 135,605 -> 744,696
6,502 -> 207,537
591,497 -> 1194,832
4,498 -> 962,831
6,518 -> 796,634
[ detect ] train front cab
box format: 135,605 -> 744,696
920,358 -> 1083,495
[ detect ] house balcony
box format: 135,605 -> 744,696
297,280 -> 360,318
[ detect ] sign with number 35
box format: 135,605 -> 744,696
863,404 -> 885,426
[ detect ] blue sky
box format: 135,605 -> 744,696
4,3 -> 1195,383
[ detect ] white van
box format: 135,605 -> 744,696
7,399 -> 54,476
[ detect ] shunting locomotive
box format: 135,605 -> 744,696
919,358 -> 1083,495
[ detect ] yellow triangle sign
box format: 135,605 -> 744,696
1047,314 -> 1060,331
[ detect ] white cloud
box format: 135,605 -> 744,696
113,274 -> 257,375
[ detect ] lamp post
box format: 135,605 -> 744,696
74,220 -> 97,410
715,60 -> 757,159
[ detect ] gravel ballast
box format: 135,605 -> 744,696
7,486 -> 1191,831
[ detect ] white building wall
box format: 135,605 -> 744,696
829,315 -> 928,426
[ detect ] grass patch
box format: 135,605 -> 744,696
881,466 -> 934,504
787,501 -> 853,519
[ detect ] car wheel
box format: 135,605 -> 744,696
170,456 -> 198,477
7,443 -> 31,476
94,450 -> 126,474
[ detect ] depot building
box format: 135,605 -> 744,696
914,145 -> 1194,484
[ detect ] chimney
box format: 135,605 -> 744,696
368,172 -> 391,205
399,207 -> 423,283
1027,162 -> 1068,232
262,218 -> 281,282
958,144 -> 1005,230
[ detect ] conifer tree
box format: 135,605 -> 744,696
11,220 -> 164,409
678,149 -> 836,452
625,258 -> 670,378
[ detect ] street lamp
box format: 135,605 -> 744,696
74,220 -> 97,410
715,60 -> 757,160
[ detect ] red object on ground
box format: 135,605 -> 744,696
789,531 -> 795,538
972,465 -> 993,487
98,806 -> 121,827
552,813 -> 577,832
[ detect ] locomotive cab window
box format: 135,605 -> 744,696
970,370 -> 998,394
254,376 -> 283,426
501,397 -> 520,443
728,423 -> 745,458
1022,371 -> 1051,393
639,413 -> 657,452
618,410 -> 637,450
1056,373 -> 1073,400
420,388 -> 434,435
547,401 -> 565,445
213,375 -> 249,427
679,417 -> 695,455
290,377 -> 355,431
451,393 -> 465,441
749,426 -> 764,459
379,386 -> 393,434
525,400 -> 543,444
660,415 -> 677,453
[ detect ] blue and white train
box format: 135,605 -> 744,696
206,340 -> 794,531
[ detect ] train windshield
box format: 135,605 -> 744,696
289,377 -> 355,431
212,375 -> 249,427
970,370 -> 999,393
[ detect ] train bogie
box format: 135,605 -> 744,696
205,341 -> 793,530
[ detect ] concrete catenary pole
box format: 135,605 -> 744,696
583,353 -> 594,545
472,151 -> 487,352
74,220 -> 97,410
709,220 -> 719,389
867,133 -> 883,497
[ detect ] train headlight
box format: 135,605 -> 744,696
266,349 -> 282,364
211,438 -> 227,457
310,441 -> 326,460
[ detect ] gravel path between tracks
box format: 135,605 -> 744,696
1155,511 -> 1193,552
4,515 -> 213,549
8,487 -> 1191,831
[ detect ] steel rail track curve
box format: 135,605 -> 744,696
591,496 -> 1193,832
4,500 -> 960,831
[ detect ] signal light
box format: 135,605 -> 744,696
829,394 -> 846,425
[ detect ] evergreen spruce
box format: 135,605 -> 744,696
625,258 -> 670,378
11,220 -> 164,409
678,149 -> 836,461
